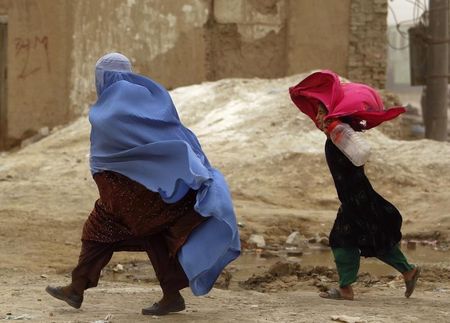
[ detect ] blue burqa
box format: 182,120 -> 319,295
89,71 -> 241,296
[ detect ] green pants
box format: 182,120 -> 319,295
332,245 -> 414,287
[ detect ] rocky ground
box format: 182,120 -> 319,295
1,74 -> 450,322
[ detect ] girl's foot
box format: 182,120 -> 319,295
403,266 -> 421,298
319,286 -> 354,300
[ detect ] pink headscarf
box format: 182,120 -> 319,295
289,70 -> 405,130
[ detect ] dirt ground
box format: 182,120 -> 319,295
1,75 -> 450,322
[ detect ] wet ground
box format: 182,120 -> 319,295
99,242 -> 448,288
238,243 -> 443,276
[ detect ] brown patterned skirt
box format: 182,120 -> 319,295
82,171 -> 205,256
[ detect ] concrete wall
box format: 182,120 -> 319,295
0,0 -> 73,149
70,0 -> 210,117
347,0 -> 388,88
286,0 -> 351,77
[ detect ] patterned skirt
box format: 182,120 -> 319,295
82,171 -> 205,256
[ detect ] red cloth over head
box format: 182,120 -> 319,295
289,70 -> 406,130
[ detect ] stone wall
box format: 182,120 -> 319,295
347,0 -> 388,88
206,0 -> 287,79
286,0 -> 352,77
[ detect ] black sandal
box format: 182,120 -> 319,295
405,266 -> 421,298
142,297 -> 186,315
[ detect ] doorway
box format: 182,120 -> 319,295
0,17 -> 7,150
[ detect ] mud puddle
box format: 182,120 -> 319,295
100,242 -> 448,292
231,241 -> 448,281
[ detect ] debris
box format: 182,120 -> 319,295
313,280 -> 330,292
3,314 -> 33,320
91,313 -> 113,323
331,315 -> 367,323
214,269 -> 232,289
286,231 -> 302,246
286,231 -> 309,250
318,236 -> 329,246
387,280 -> 401,289
247,234 -> 266,248
112,264 -> 124,273
260,249 -> 280,259
268,261 -> 301,277
285,247 -> 303,257
407,241 -> 417,250
308,237 -> 318,243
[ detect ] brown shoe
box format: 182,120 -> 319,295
142,296 -> 185,316
45,285 -> 83,309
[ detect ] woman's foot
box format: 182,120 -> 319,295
142,291 -> 186,316
45,285 -> 84,309
319,286 -> 354,300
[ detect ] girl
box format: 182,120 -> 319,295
289,70 -> 420,300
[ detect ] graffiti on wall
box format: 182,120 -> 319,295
14,36 -> 51,79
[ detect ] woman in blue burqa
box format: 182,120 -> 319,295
46,53 -> 240,316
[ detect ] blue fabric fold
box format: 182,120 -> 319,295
89,71 -> 240,295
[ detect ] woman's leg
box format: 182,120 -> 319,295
70,234 -> 189,297
70,240 -> 115,294
144,233 -> 189,297
141,233 -> 187,315
47,238 -> 153,307
45,240 -> 115,309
